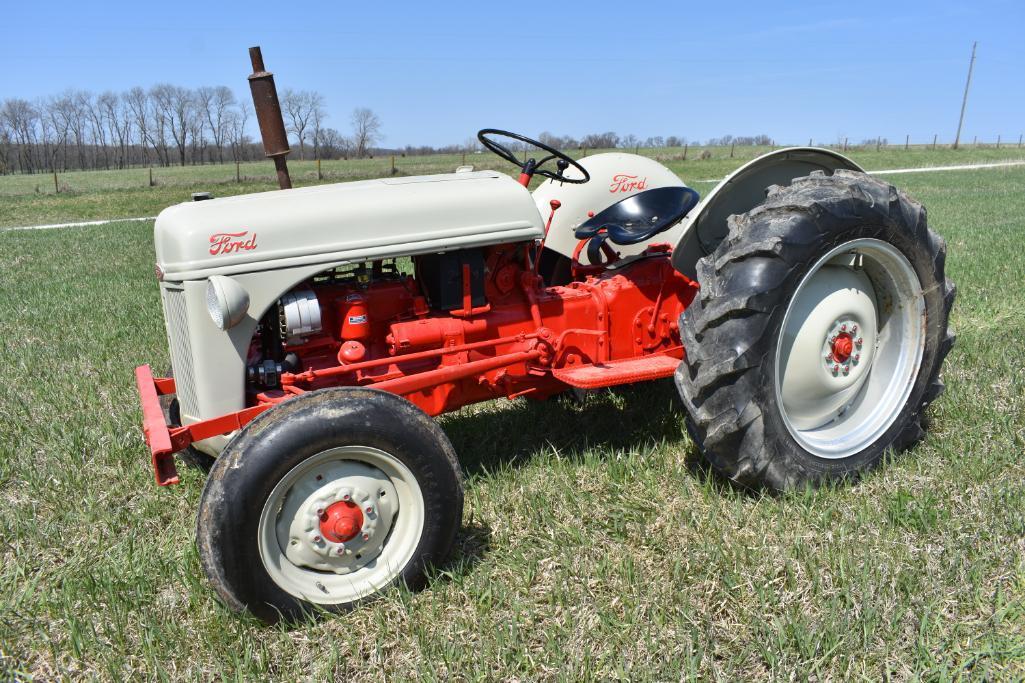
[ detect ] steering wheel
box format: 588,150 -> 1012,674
477,129 -> 590,185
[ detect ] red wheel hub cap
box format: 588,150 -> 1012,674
831,333 -> 854,363
319,501 -> 364,543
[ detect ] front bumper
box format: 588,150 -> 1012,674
134,364 -> 273,486
134,364 -> 181,486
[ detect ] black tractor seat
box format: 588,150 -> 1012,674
574,186 -> 700,246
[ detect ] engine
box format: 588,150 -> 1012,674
246,240 -> 695,416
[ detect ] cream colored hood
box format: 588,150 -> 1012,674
154,170 -> 544,281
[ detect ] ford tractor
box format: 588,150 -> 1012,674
133,51 -> 955,623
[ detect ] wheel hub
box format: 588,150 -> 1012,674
281,462 -> 398,575
319,501 -> 364,543
821,319 -> 866,377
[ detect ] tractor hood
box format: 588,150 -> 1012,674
154,170 -> 544,281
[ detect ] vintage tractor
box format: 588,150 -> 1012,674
134,55 -> 954,623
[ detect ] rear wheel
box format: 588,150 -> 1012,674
675,170 -> 955,490
196,387 -> 464,622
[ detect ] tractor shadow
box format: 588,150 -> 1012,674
442,378 -> 738,491
435,380 -> 741,579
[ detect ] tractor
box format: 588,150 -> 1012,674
134,54 -> 954,623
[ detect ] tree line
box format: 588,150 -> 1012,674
0,82 -> 776,176
0,86 -> 385,175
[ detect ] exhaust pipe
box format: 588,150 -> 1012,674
247,46 -> 292,190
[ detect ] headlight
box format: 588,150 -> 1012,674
206,276 -> 250,330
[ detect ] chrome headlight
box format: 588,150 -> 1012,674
206,276 -> 250,330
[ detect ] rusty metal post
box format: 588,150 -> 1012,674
247,46 -> 292,190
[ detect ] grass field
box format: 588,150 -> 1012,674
1,150 -> 1024,680
1,144 -> 1023,229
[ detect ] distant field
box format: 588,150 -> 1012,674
1,144 -> 1024,229
1,149 -> 1024,679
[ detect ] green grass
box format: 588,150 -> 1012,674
1,156 -> 1024,679
2,144 -> 1023,229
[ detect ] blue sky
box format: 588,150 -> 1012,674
2,0 -> 1023,147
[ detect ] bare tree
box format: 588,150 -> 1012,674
282,89 -> 324,161
316,127 -> 351,159
1,98 -> 41,172
227,101 -> 252,164
151,84 -> 195,166
197,85 -> 236,164
125,86 -> 154,165
351,107 -> 382,159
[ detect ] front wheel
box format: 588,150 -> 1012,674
196,387 -> 464,623
676,170 -> 956,490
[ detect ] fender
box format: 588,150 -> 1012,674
671,147 -> 863,277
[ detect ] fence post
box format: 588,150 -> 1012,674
462,152 -> 466,166
996,135 -> 1001,149
808,138 -> 813,147
236,160 -> 241,183
149,167 -> 154,187
730,141 -> 735,158
682,143 -> 687,160
53,171 -> 59,193
876,138 -> 881,152
1019,134 -> 1023,148
582,148 -> 588,158
905,134 -> 909,151
973,135 -> 977,147
932,134 -> 937,150
390,155 -> 396,175
843,137 -> 848,152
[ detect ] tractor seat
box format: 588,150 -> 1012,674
574,186 -> 700,246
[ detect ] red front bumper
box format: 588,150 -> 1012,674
134,364 -> 181,486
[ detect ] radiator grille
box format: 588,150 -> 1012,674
161,287 -> 200,418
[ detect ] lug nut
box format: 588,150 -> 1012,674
854,354 -> 860,362
313,535 -> 322,544
833,364 -> 840,374
365,505 -> 374,514
843,366 -> 850,375
316,508 -> 324,516
342,494 -> 350,501
841,324 -> 847,332
856,337 -> 863,346
337,547 -> 345,556
851,325 -> 858,333
362,533 -> 370,541
825,354 -> 834,362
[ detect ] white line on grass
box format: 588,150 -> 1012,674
869,160 -> 1025,175
3,160 -> 1024,232
691,159 -> 1025,183
1,215 -> 156,232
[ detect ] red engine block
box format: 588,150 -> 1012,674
261,243 -> 699,417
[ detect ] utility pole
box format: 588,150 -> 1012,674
953,41 -> 977,150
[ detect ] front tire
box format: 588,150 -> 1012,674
196,387 -> 464,623
675,170 -> 955,491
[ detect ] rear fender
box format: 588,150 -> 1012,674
671,147 -> 863,277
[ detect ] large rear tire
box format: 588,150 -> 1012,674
196,387 -> 464,623
675,170 -> 955,491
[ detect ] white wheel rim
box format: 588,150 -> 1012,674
257,445 -> 425,605
774,238 -> 926,459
